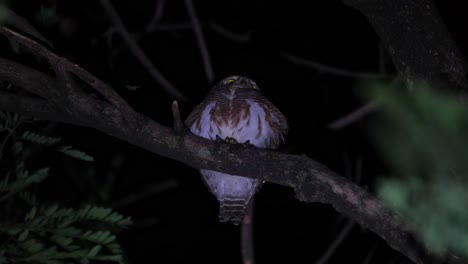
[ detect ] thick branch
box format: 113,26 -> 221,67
0,26 -> 131,110
344,0 -> 468,94
0,91 -> 74,124
0,58 -> 464,264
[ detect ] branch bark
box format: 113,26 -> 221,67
0,62 -> 464,264
0,27 -> 466,264
344,0 -> 468,94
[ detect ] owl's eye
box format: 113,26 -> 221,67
226,79 -> 236,85
251,84 -> 258,90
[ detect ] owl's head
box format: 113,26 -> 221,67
217,75 -> 260,91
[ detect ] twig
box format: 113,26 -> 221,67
328,76 -> 402,130
315,220 -> 356,264
281,52 -> 391,79
327,101 -> 380,130
99,0 -> 187,101
0,118 -> 21,160
241,198 -> 255,264
0,26 -> 131,111
185,0 -> 215,83
172,100 -> 184,133
209,21 -> 251,44
3,8 -> 52,47
145,0 -> 166,33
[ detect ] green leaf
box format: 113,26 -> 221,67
87,245 -> 102,258
57,145 -> 94,162
22,131 -> 61,146
18,229 -> 29,242
22,238 -> 44,254
44,204 -> 59,216
25,206 -> 37,220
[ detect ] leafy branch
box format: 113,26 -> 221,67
2,204 -> 131,264
0,107 -> 131,264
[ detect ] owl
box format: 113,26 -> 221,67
185,75 -> 288,225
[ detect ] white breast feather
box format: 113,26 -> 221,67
191,98 -> 273,149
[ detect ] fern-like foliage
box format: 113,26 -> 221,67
56,145 -> 94,162
1,204 -> 132,264
21,131 -> 94,162
1,115 -> 131,264
21,131 -> 61,146
0,162 -> 49,202
0,111 -> 22,132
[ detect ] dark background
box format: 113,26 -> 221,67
3,0 -> 468,263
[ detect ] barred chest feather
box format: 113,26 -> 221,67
188,87 -> 284,149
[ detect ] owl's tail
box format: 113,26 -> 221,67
218,198 -> 250,225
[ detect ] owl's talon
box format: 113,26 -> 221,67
225,137 -> 238,144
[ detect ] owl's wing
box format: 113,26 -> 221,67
185,100 -> 216,139
185,102 -> 205,129
254,99 -> 289,149
267,101 -> 289,146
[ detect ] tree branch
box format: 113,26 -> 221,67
0,91 -> 75,124
171,100 -> 184,133
0,57 -> 464,264
145,0 -> 166,33
281,52 -> 391,79
2,7 -> 52,47
0,26 -> 131,111
241,198 -> 255,264
343,0 -> 468,94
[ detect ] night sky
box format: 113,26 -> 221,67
2,1 -> 468,263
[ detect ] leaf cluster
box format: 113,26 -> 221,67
0,114 -> 132,264
1,204 -> 131,264
365,82 -> 468,256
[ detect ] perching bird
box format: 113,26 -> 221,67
185,75 -> 288,225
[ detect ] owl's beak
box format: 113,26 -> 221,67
235,77 -> 250,87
